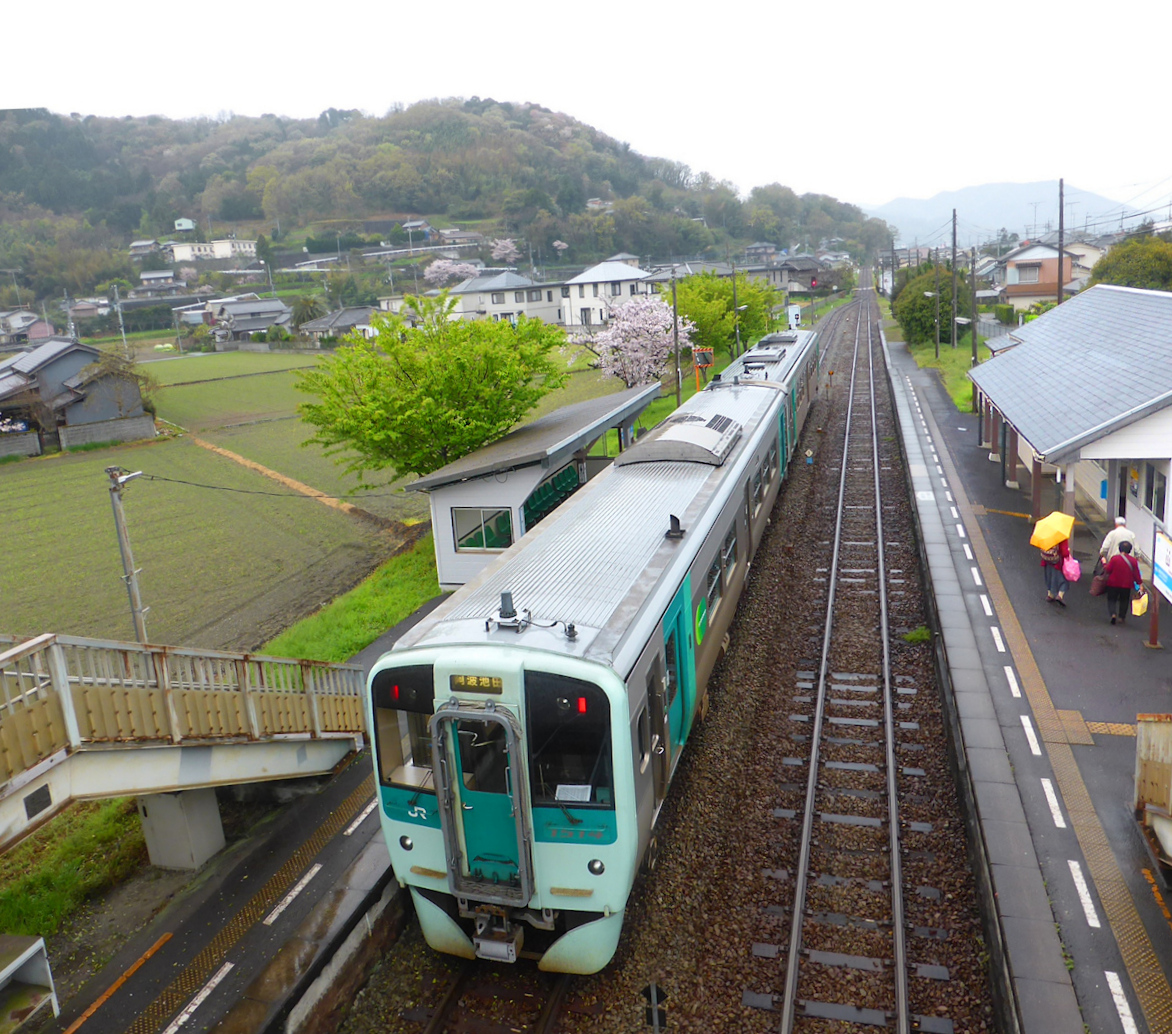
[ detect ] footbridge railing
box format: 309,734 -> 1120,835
0,633 -> 368,850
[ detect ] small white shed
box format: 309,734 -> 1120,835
408,384 -> 660,589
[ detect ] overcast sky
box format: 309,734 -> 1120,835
12,1 -> 1172,222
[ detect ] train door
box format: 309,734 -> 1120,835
662,580 -> 696,760
778,408 -> 788,478
647,663 -> 669,806
430,704 -> 534,907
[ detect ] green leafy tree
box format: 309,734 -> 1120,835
296,294 -> 568,480
674,271 -> 780,358
892,268 -> 972,346
1088,236 -> 1172,291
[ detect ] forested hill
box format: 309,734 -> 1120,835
0,100 -> 890,294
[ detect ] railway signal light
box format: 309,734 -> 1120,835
811,277 -> 818,288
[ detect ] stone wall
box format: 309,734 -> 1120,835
59,415 -> 157,450
0,432 -> 41,458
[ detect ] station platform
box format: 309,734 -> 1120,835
886,333 -> 1172,1034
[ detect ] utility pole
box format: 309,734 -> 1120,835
106,467 -> 149,643
671,266 -> 681,406
731,261 -> 741,357
113,283 -> 129,357
970,246 -> 979,412
934,255 -> 941,361
951,209 -> 958,348
1056,178 -> 1065,307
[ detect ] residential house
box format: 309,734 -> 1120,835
299,306 -> 377,343
174,217 -> 196,232
133,270 -> 187,298
168,239 -> 257,263
0,337 -> 155,456
438,228 -> 484,246
447,272 -> 563,324
0,310 -> 55,348
993,243 -> 1075,311
68,301 -> 103,321
211,296 -> 293,344
745,242 -> 779,263
562,259 -> 652,328
402,220 -> 433,241
129,239 -> 159,258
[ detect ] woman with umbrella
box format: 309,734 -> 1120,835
1031,511 -> 1075,607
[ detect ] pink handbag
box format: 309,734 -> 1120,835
1062,555 -> 1081,582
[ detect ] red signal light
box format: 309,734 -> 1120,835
577,697 -> 588,714
811,277 -> 818,288
392,684 -> 400,701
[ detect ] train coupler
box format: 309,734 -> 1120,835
472,910 -> 524,963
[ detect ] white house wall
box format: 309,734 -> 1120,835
429,468 -> 546,589
1077,406 -> 1172,462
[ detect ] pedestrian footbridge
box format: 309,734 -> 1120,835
0,632 -> 366,864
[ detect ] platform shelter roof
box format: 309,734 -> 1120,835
968,284 -> 1172,463
407,383 -> 660,492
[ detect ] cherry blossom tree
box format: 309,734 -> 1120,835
491,238 -> 522,264
424,259 -> 479,286
572,296 -> 694,388
552,240 -> 569,254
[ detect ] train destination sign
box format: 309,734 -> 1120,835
450,674 -> 504,694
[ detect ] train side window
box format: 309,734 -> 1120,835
722,526 -> 738,575
525,671 -> 614,808
371,665 -> 435,791
637,702 -> 651,773
752,467 -> 764,513
767,442 -> 778,480
453,507 -> 513,552
706,554 -> 723,614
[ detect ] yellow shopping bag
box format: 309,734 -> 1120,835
1133,589 -> 1149,617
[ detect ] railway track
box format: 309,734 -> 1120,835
406,961 -> 572,1034
760,289 -> 954,1033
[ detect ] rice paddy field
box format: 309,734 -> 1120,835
1,350 -> 624,651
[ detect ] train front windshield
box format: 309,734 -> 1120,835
372,664 -> 435,790
525,671 -> 614,808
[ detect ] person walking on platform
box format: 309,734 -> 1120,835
1099,516 -> 1137,561
1040,536 -> 1070,606
1104,541 -> 1142,624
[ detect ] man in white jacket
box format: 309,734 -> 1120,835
1099,516 -> 1137,561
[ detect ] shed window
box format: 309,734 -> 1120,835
561,286 -> 571,298
453,507 -> 513,551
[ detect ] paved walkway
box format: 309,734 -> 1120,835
887,333 -> 1172,1034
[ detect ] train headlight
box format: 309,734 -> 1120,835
588,859 -> 605,876
400,835 -> 414,851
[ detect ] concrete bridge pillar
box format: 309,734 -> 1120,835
137,788 -> 225,870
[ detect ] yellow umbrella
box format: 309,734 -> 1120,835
1030,511 -> 1075,550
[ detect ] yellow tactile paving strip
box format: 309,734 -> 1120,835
1056,709 -> 1096,745
125,775 -> 375,1034
1088,721 -> 1138,737
920,396 -> 1172,1034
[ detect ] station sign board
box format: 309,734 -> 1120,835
1153,527 -> 1172,604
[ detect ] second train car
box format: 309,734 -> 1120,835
367,327 -> 824,973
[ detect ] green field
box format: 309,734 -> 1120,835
0,437 -> 390,649
144,351 -> 319,386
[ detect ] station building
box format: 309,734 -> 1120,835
969,284 -> 1172,560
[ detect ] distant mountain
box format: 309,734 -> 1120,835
866,182 -> 1137,248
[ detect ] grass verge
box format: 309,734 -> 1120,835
263,533 -> 441,662
905,332 -> 990,411
0,800 -> 145,937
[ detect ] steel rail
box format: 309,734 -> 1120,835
778,284 -> 910,1034
866,291 -> 910,1034
778,292 -> 865,1034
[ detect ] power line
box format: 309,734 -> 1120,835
131,471 -> 405,500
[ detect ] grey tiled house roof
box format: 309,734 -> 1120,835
968,284 -> 1172,462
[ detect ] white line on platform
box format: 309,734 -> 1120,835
950,506 -> 959,519
940,478 -> 948,488
263,863 -> 323,926
971,566 -> 983,586
963,544 -> 974,560
1106,971 -> 1139,1034
162,961 -> 235,1034
980,595 -> 993,616
1021,715 -> 1042,756
1041,779 -> 1066,827
1068,860 -> 1100,927
991,627 -> 1006,653
1004,666 -> 1021,698
955,523 -> 966,538
945,491 -> 953,502
936,465 -> 944,474
344,799 -> 378,836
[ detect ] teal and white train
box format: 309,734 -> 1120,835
367,327 -> 823,973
